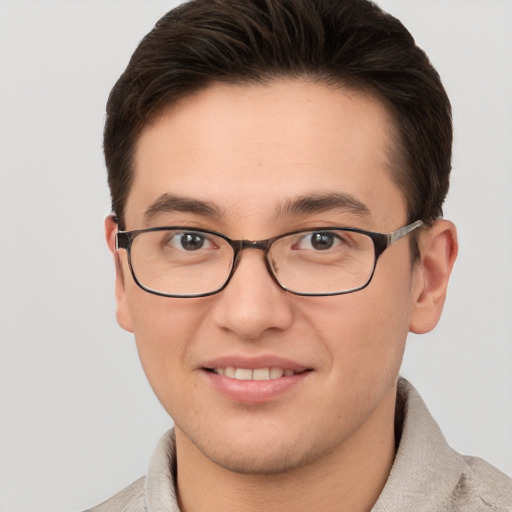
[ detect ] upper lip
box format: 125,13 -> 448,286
201,354 -> 311,372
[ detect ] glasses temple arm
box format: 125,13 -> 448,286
388,220 -> 424,244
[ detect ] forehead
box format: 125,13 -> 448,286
127,80 -> 406,232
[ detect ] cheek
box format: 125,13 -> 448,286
306,295 -> 408,361
359,266 -> 414,372
304,259 -> 413,378
126,292 -> 208,401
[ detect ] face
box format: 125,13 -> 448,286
111,80 -> 426,474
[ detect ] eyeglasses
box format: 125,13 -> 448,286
115,220 -> 423,298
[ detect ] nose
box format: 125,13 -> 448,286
210,248 -> 294,340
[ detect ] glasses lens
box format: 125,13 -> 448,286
268,229 -> 376,294
129,229 -> 234,296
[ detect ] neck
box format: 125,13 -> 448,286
175,386 -> 397,512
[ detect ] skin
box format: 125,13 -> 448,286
106,80 -> 457,512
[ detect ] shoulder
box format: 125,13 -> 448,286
83,476 -> 147,512
456,455 -> 512,511
83,429 -> 179,512
374,379 -> 512,512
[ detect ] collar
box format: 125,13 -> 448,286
142,378 -> 501,511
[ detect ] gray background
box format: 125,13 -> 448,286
0,1 -> 511,510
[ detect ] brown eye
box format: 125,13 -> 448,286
310,232 -> 335,250
180,233 -> 206,250
166,232 -> 212,251
295,232 -> 343,251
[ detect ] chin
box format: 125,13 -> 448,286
185,426 -> 329,476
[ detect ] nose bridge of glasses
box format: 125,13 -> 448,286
231,238 -> 272,265
240,239 -> 271,251
230,238 -> 277,278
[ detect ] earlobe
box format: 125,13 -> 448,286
409,220 -> 458,334
104,215 -> 134,333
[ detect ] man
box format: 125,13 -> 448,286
87,0 -> 512,510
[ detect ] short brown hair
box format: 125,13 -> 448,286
104,0 -> 452,231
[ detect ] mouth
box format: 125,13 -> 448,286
208,367 -> 308,381
202,357 -> 313,405
201,357 -> 313,403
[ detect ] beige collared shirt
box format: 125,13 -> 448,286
86,378 -> 512,511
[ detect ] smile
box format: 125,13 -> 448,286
203,363 -> 312,403
212,367 -> 301,380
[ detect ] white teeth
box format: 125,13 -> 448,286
253,368 -> 270,381
234,368 -> 253,380
270,367 -> 284,379
213,367 -> 297,380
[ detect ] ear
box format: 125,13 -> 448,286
105,215 -> 134,333
409,220 -> 458,334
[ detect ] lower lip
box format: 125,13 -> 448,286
203,370 -> 311,404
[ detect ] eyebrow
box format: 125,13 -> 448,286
144,193 -> 221,222
277,192 -> 370,218
143,191 -> 370,224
